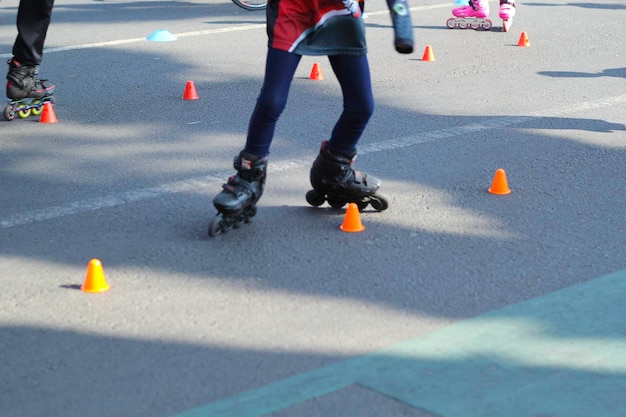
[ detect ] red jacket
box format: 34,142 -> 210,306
267,0 -> 367,56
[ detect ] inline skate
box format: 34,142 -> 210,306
4,58 -> 56,121
305,141 -> 388,212
208,151 -> 268,237
499,0 -> 516,32
446,0 -> 492,31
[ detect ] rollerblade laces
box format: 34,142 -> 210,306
447,0 -> 492,30
208,151 -> 268,237
306,141 -> 388,211
499,0 -> 516,32
4,58 -> 56,121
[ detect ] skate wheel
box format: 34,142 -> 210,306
369,194 -> 389,212
305,190 -> 325,207
470,21 -> 480,30
17,107 -> 31,119
459,21 -> 468,29
30,100 -> 43,116
246,206 -> 257,221
327,196 -> 346,210
446,18 -> 456,29
502,19 -> 511,32
208,215 -> 223,237
3,105 -> 16,121
483,19 -> 493,30
356,201 -> 369,212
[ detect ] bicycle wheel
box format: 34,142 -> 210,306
231,0 -> 267,11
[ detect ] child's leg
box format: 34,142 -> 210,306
244,48 -> 301,157
499,0 -> 516,31
326,54 -> 375,156
305,53 -> 386,212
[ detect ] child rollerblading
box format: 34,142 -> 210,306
4,0 -> 56,121
446,0 -> 492,31
208,0 -> 395,237
499,0 -> 516,32
4,58 -> 56,121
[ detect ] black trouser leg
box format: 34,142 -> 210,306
12,0 -> 55,66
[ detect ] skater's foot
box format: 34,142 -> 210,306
310,141 -> 381,198
452,0 -> 489,18
499,0 -> 515,31
6,58 -> 56,101
306,141 -> 388,211
213,151 -> 268,214
209,151 -> 268,237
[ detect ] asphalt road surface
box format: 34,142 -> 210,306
1,1 -> 625,416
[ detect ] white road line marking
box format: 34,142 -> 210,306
0,4 -> 451,58
2,94 -> 625,230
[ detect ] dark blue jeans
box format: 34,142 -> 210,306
244,47 -> 374,157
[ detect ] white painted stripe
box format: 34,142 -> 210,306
0,3 -> 451,58
2,94 -> 625,230
0,25 -> 266,59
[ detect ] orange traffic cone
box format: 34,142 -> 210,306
309,62 -> 324,80
488,168 -> 511,195
182,80 -> 199,100
39,102 -> 58,123
81,259 -> 110,293
517,32 -> 530,47
422,45 -> 436,62
340,203 -> 365,232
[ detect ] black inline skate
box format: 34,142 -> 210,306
306,141 -> 388,211
4,58 -> 56,121
208,151 -> 268,237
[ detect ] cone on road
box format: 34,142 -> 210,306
309,62 -> 324,80
517,31 -> 530,47
81,259 -> 110,293
39,102 -> 58,123
340,203 -> 366,232
146,30 -> 177,42
422,45 -> 436,62
488,168 -> 511,195
182,80 -> 199,100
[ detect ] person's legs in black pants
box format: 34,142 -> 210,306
6,0 -> 56,100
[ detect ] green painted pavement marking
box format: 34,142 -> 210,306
172,269 -> 626,417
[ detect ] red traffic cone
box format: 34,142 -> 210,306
309,63 -> 324,80
182,80 -> 199,100
517,32 -> 530,47
422,45 -> 436,62
39,102 -> 58,123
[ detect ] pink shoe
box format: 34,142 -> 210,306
499,0 -> 516,31
452,0 -> 489,18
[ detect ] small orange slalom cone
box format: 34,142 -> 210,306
182,80 -> 199,100
81,259 -> 110,293
340,203 -> 366,232
422,45 -> 436,62
488,168 -> 511,195
309,62 -> 324,80
517,32 -> 530,47
39,102 -> 58,123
